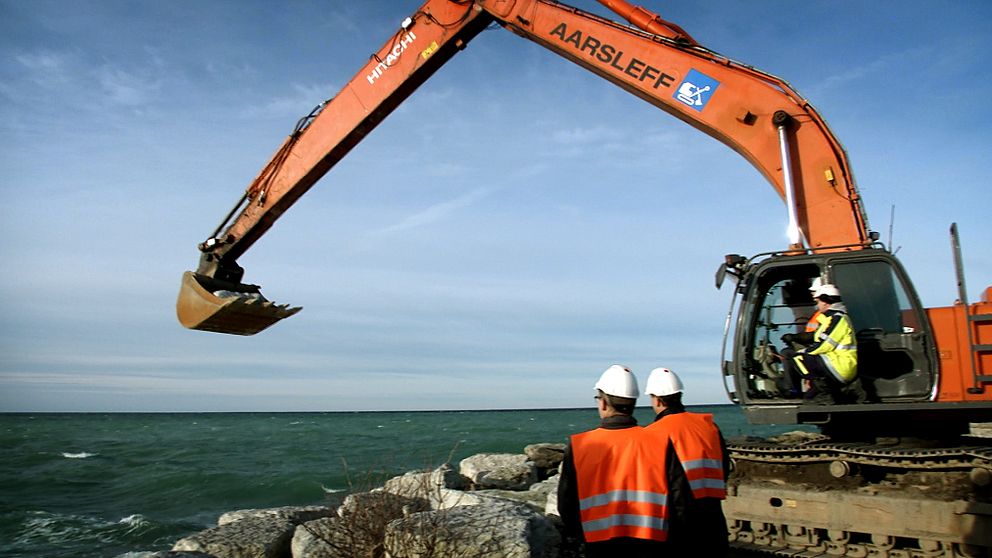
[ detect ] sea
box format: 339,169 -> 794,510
0,406 -> 813,558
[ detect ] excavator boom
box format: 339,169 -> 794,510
178,0 -> 871,335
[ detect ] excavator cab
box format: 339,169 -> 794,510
719,249 -> 938,426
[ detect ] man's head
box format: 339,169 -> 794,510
645,367 -> 684,413
594,365 -> 639,417
812,283 -> 843,305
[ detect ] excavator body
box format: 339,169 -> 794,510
176,1 -> 992,552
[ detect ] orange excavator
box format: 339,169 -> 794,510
177,1 -> 992,552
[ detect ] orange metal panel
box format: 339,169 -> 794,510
928,293 -> 992,403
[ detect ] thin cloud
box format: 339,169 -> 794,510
1,352 -> 332,371
551,125 -> 621,146
373,186 -> 493,236
238,82 -> 337,119
809,45 -> 930,96
97,64 -> 161,106
15,50 -> 72,86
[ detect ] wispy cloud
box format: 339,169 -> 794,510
551,125 -> 622,146
0,352 -> 329,371
808,45 -> 931,97
238,82 -> 337,119
14,50 -> 72,87
373,186 -> 493,236
4,47 -> 167,123
97,64 -> 162,106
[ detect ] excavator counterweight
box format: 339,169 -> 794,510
176,271 -> 300,336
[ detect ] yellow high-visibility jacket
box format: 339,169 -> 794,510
795,305 -> 857,382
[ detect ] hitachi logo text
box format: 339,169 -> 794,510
367,32 -> 417,85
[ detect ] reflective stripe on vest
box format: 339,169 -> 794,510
648,413 -> 726,500
581,513 -> 667,537
571,427 -> 669,543
682,458 -> 727,497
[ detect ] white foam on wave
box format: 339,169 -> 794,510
321,484 -> 345,494
118,514 -> 147,526
61,452 -> 97,459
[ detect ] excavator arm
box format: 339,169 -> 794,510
178,0 -> 872,335
177,2 -> 495,334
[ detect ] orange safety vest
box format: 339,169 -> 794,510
648,413 -> 726,500
571,426 -> 669,543
805,310 -> 825,332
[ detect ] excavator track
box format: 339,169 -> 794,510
724,434 -> 992,558
729,436 -> 992,470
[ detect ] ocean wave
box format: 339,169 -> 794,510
6,509 -> 193,556
118,514 -> 149,528
320,484 -> 346,494
16,510 -> 133,545
61,452 -> 97,459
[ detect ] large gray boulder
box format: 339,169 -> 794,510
383,500 -> 559,558
524,443 -> 566,470
471,476 -> 560,513
382,464 -> 465,502
291,517 -> 352,558
144,553 -> 218,558
528,476 -> 559,499
172,516 -> 294,558
459,453 -> 538,490
544,484 -> 560,517
218,506 -> 335,527
339,490 -> 430,518
292,490 -> 433,558
472,488 -> 547,512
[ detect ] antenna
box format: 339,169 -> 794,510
888,205 -> 901,255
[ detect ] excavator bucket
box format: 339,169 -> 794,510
176,271 -> 301,335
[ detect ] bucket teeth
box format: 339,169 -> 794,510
176,271 -> 302,335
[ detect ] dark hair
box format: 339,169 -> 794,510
600,391 -> 636,415
658,392 -> 683,408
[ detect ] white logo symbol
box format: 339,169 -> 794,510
676,82 -> 711,107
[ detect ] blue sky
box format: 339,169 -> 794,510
1,0 -> 989,412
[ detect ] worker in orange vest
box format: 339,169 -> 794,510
645,367 -> 730,557
557,365 -> 670,557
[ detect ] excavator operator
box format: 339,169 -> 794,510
778,284 -> 868,404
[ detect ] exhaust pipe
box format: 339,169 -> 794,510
176,271 -> 301,335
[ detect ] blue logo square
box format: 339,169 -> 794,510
674,69 -> 720,112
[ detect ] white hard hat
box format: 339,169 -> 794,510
812,283 -> 841,299
595,365 -> 639,399
808,277 -> 823,292
645,367 -> 684,397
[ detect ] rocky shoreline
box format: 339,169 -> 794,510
136,425 -> 992,557
143,443 -> 572,558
